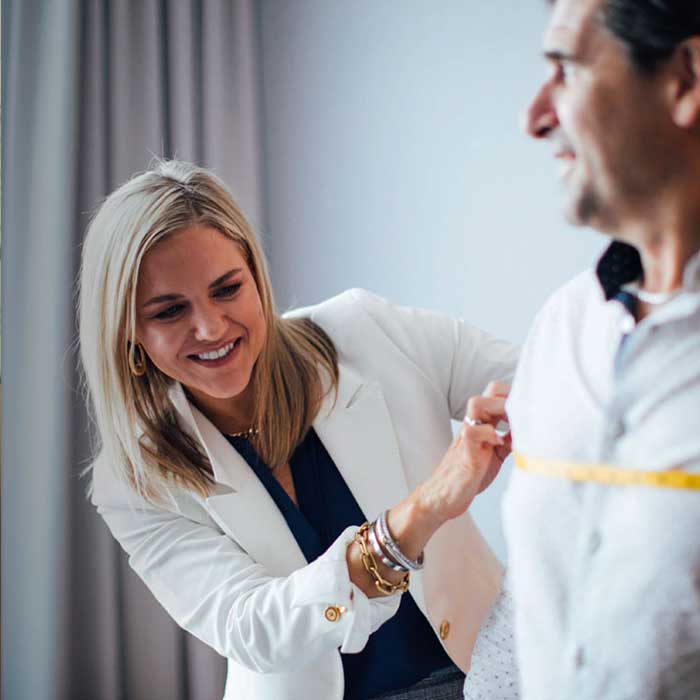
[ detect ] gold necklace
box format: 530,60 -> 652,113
228,427 -> 259,440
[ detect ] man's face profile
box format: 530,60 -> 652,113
525,0 -> 674,236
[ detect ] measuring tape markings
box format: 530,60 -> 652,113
514,452 -> 700,490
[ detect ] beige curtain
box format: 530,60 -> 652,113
3,1 -> 265,698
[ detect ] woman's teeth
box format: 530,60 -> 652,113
196,340 -> 236,361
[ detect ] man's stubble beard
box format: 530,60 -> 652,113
564,171 -> 620,234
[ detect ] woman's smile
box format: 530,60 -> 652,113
187,336 -> 244,367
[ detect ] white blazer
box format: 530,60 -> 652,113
92,289 -> 518,700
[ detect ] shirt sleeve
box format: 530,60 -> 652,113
93,473 -> 400,674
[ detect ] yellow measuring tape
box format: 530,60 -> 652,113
514,452 -> 700,490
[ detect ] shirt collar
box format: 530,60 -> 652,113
596,240 -> 700,300
595,241 -> 643,301
681,250 -> 700,292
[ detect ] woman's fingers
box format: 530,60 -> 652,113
483,380 -> 511,400
424,383 -> 514,523
458,383 -> 514,496
459,421 -> 505,447
465,395 -> 507,425
480,382 -> 512,436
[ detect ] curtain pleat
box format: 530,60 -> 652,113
3,3 -> 83,700
4,2 -> 265,699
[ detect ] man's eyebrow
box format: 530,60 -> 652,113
142,268 -> 243,308
544,49 -> 577,62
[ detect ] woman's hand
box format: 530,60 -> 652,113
469,381 -> 513,495
415,381 -> 512,525
347,381 -> 511,598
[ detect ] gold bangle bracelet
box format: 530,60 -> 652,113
355,523 -> 409,596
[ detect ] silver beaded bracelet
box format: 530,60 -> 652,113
368,520 -> 408,572
376,510 -> 425,571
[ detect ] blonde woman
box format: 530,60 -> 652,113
80,160 -> 519,700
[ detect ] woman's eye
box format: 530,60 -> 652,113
155,304 -> 184,320
214,284 -> 241,298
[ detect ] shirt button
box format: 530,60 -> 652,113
439,619 -> 451,640
574,646 -> 586,669
619,315 -> 635,334
324,605 -> 345,622
606,419 -> 625,441
589,530 -> 602,554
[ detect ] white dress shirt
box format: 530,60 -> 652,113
503,242 -> 700,700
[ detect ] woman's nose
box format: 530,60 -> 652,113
192,303 -> 228,342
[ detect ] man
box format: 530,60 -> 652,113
501,0 -> 700,698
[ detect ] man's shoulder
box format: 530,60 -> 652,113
516,268 -> 604,367
508,269 -> 604,441
535,268 -> 602,327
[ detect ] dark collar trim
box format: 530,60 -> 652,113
595,241 -> 642,301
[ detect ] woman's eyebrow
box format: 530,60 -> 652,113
209,268 -> 243,289
143,292 -> 184,308
142,268 -> 243,308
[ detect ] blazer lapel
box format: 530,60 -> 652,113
313,364 -> 410,524
169,366 -> 424,610
313,365 -> 427,610
170,383 -> 307,577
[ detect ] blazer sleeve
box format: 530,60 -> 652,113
348,289 -> 519,420
91,459 -> 400,674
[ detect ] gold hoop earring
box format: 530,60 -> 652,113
129,342 -> 147,377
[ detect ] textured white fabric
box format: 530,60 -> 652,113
463,586 -> 519,700
92,289 -> 519,700
503,255 -> 700,700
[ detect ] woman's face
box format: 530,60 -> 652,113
135,225 -> 267,408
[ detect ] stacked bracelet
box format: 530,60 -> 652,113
368,521 -> 408,572
355,523 -> 410,596
375,510 -> 424,571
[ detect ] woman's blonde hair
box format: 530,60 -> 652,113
79,160 -> 338,502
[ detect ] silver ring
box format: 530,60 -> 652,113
495,420 -> 511,439
464,415 -> 484,427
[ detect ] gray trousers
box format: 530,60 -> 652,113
370,665 -> 465,700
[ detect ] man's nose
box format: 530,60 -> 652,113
523,81 -> 558,139
192,303 -> 227,341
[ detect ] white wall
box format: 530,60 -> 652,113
258,1 -> 606,561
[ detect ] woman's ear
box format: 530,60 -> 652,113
668,37 -> 700,129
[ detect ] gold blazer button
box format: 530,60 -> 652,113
439,619 -> 450,640
324,605 -> 345,622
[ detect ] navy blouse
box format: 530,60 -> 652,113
225,428 -> 456,699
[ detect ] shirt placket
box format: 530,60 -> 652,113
563,307 -> 647,698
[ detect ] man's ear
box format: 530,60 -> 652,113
668,37 -> 700,129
